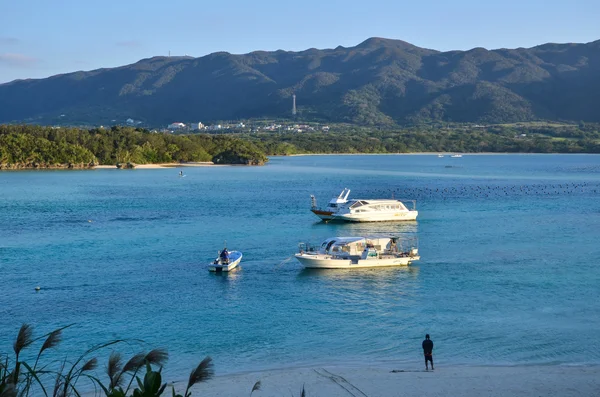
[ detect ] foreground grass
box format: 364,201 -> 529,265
0,324 -> 213,397
1,324 -> 308,397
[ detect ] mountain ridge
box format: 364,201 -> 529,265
1,37 -> 600,126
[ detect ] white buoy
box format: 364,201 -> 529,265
35,286 -> 41,291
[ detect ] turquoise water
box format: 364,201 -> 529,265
1,154 -> 600,381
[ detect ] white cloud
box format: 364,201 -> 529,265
0,53 -> 39,67
0,37 -> 19,45
116,40 -> 142,48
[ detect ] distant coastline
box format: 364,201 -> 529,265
4,153 -> 597,170
3,124 -> 599,172
279,152 -> 600,157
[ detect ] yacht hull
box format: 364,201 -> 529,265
334,210 -> 418,222
295,253 -> 419,269
311,209 -> 335,220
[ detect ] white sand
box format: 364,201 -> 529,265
171,365 -> 600,397
93,162 -> 224,169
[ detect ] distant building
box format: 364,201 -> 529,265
168,122 -> 186,130
197,122 -> 204,130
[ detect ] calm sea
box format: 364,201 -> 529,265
1,154 -> 599,381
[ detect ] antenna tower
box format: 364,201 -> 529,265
292,94 -> 297,116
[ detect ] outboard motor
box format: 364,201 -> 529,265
310,195 -> 317,209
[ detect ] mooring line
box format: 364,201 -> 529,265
274,255 -> 294,269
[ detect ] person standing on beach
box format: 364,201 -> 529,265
422,334 -> 434,370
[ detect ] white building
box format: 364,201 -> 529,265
168,122 -> 186,130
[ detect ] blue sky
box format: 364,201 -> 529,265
1,0 -> 598,83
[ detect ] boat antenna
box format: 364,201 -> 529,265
224,240 -> 227,249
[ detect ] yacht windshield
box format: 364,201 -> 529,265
349,200 -> 368,208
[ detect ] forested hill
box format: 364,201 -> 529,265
1,37 -> 600,126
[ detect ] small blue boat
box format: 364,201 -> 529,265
209,249 -> 242,272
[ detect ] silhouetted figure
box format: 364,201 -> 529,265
219,248 -> 229,264
422,334 -> 434,370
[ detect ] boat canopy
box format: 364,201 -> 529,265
328,188 -> 351,205
319,237 -> 367,255
321,237 -> 365,246
319,236 -> 397,253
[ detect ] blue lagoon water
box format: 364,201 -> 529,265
1,154 -> 600,379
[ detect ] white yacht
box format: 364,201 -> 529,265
310,189 -> 418,222
295,236 -> 419,269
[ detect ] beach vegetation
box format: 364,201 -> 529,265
0,324 -> 213,397
0,125 -> 267,168
250,380 -> 261,396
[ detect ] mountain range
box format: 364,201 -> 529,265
1,37 -> 600,126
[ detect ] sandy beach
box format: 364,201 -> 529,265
93,162 -> 225,169
175,364 -> 599,397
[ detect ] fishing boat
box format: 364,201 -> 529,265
209,249 -> 242,272
310,189 -> 418,222
295,236 -> 419,269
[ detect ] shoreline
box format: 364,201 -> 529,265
0,162 -> 228,170
145,364 -> 600,397
281,152 -> 600,157
3,153 -> 598,171
93,162 -> 226,169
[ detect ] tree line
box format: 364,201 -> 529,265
2,124 -> 599,169
247,124 -> 600,155
0,125 -> 268,168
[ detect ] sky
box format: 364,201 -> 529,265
1,0 -> 599,83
